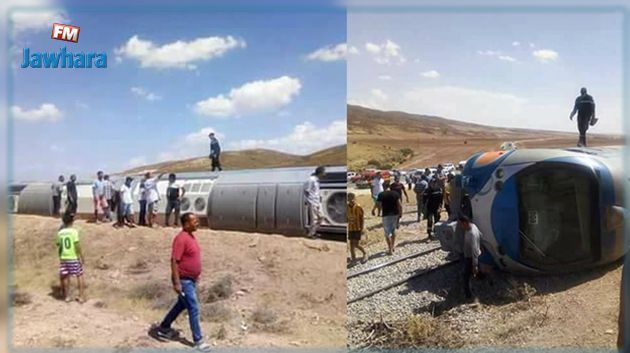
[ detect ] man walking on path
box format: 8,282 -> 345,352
155,213 -> 211,352
414,175 -> 429,222
305,166 -> 326,239
390,176 -> 409,204
370,172 -> 384,217
374,181 -> 402,255
208,133 -> 223,172
425,177 -> 444,239
347,193 -> 367,264
569,87 -> 597,147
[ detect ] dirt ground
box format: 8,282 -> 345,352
10,215 -> 346,348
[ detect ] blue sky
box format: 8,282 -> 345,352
9,4 -> 346,181
348,11 -> 623,136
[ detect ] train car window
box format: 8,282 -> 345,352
190,183 -> 201,193
201,183 -> 212,193
517,166 -> 598,270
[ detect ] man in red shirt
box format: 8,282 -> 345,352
156,213 -> 211,351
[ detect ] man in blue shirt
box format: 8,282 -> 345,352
208,133 -> 223,172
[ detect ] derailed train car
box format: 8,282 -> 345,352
437,146 -> 627,274
9,166 -> 347,236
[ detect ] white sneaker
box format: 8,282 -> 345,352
194,342 -> 212,352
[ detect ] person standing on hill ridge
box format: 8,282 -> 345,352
569,87 -> 597,147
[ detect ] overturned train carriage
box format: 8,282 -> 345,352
436,147 -> 627,274
10,166 -> 347,236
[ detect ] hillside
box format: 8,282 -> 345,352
123,145 -> 346,175
348,104 -> 624,171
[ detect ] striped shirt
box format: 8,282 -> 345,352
347,202 -> 364,232
103,180 -> 113,199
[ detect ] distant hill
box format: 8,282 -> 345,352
348,104 -> 624,170
123,145 -> 347,175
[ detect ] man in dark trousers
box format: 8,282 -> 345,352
155,213 -> 211,351
65,174 -> 78,216
52,175 -> 65,217
208,132 -> 222,172
459,215 -> 482,300
425,177 -> 444,239
569,87 -> 597,147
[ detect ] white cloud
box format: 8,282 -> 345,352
131,86 -> 162,101
512,41 -> 520,47
306,43 -> 357,62
11,103 -> 62,122
498,55 -> 516,62
421,70 -> 440,78
10,10 -> 68,34
478,50 -> 517,63
371,88 -> 388,101
227,120 -> 346,155
364,40 -> 406,65
115,35 -> 246,69
194,76 -> 301,118
477,50 -> 501,56
533,49 -> 559,63
529,42 -> 536,48
378,75 -> 392,80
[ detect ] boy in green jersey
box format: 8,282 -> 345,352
56,213 -> 85,303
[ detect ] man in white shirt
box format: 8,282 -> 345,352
459,215 -> 482,300
144,172 -> 164,228
370,172 -> 384,217
52,175 -> 65,217
117,177 -> 136,228
92,171 -> 107,223
304,166 -> 325,239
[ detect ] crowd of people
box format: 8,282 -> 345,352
52,171 -> 187,229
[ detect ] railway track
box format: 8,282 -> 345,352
347,246 -> 442,279
347,259 -> 459,304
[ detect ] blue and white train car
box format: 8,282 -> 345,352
447,146 -> 627,274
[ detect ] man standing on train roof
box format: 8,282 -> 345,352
569,87 -> 597,147
208,132 -> 223,172
305,166 -> 326,239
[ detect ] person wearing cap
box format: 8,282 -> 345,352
208,132 -> 222,172
305,166 -> 326,238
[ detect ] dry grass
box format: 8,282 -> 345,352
128,281 -> 173,310
11,290 -> 32,307
251,307 -> 288,333
201,303 -> 233,323
203,275 -> 233,303
357,315 -> 464,348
